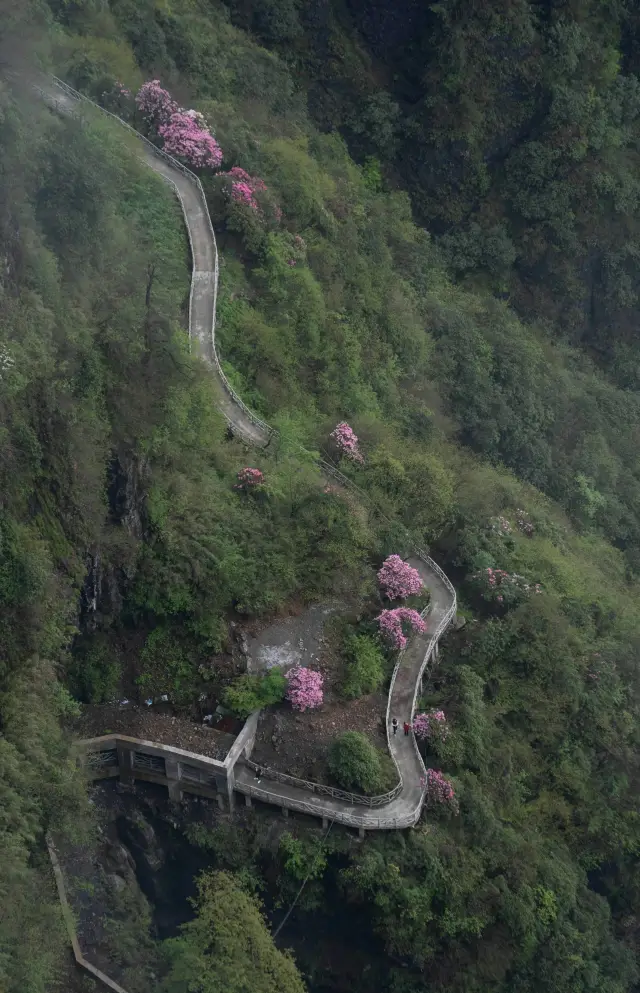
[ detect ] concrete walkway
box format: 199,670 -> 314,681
41,76 -> 456,831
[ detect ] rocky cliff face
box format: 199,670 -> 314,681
79,449 -> 150,635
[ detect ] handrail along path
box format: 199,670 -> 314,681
40,76 -> 457,831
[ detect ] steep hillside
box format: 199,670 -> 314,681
1,2 -> 640,992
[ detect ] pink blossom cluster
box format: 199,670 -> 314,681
159,111 -> 223,168
285,666 -> 324,711
287,259 -> 297,267
423,769 -> 457,808
412,710 -> 449,742
135,81 -> 223,169
135,79 -> 178,124
377,608 -> 426,650
234,467 -> 265,490
116,81 -> 131,98
473,567 -> 542,604
489,515 -> 512,536
377,554 -> 423,600
516,509 -> 535,535
221,167 -> 267,211
330,422 -> 364,463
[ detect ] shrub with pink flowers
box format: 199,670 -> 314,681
377,608 -> 426,650
135,80 -> 178,124
489,515 -> 513,537
101,80 -> 134,116
216,167 -> 282,236
422,769 -> 458,811
220,167 -> 267,211
412,710 -> 449,743
234,467 -> 265,491
377,554 -> 423,600
159,111 -> 223,169
471,567 -> 542,608
135,80 -> 223,169
330,422 -> 364,464
516,508 -> 535,536
285,666 -> 324,711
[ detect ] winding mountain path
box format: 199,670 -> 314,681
39,76 -> 456,831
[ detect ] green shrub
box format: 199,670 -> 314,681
328,731 -> 384,794
137,627 -> 197,703
223,668 -> 286,717
68,636 -> 123,704
340,634 -> 385,699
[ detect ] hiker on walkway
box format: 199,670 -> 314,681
392,717 -> 399,735
254,766 -> 263,783
403,721 -> 411,736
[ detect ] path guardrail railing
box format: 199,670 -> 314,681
238,779 -> 416,829
245,758 -> 403,807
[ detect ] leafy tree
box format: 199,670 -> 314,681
160,870 -> 307,993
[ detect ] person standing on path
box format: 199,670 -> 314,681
254,766 -> 263,783
392,717 -> 399,735
403,721 -> 411,736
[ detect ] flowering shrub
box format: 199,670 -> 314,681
101,80 -> 133,116
377,554 -> 423,600
135,80 -> 178,124
516,509 -> 535,535
285,666 -> 324,711
422,769 -> 458,810
159,111 -> 223,168
330,422 -> 364,463
220,167 -> 268,211
377,608 -> 426,650
489,515 -> 512,536
135,81 -> 223,169
0,346 -> 15,379
234,467 -> 265,490
413,710 -> 449,743
471,567 -> 542,607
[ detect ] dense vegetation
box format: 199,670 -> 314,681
2,0 -> 640,991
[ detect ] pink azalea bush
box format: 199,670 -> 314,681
489,515 -> 512,536
135,81 -> 223,169
101,80 -> 134,115
221,167 -> 267,211
422,769 -> 458,810
516,508 -> 535,535
135,79 -> 178,124
471,567 -> 542,607
377,607 -> 426,650
285,666 -> 324,711
234,467 -> 265,490
330,422 -> 364,464
159,111 -> 223,168
377,554 -> 423,600
413,710 -> 449,743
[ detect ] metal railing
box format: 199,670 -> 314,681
245,758 -> 403,807
240,780 -> 415,830
42,73 -> 458,828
